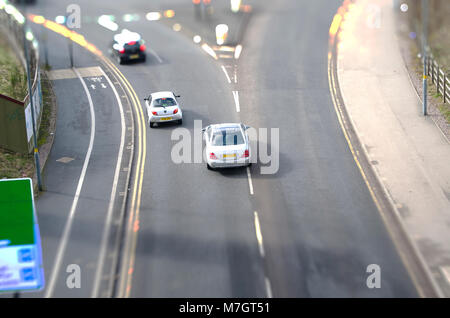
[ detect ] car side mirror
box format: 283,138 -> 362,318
175,95 -> 181,98
144,98 -> 148,101
244,125 -> 251,130
201,128 -> 206,132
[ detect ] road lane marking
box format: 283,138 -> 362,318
234,44 -> 243,59
45,67 -> 96,298
254,211 -> 265,258
148,48 -> 163,63
201,43 -> 218,60
222,65 -> 232,83
232,90 -> 240,112
100,56 -> 147,298
91,67 -> 126,298
246,166 -> 254,195
265,277 -> 273,298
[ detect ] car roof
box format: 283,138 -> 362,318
211,123 -> 242,130
150,91 -> 175,99
114,29 -> 141,44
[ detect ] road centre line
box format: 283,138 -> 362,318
221,65 -> 232,83
246,166 -> 254,195
265,277 -> 273,298
254,211 -> 265,258
45,67 -> 96,297
232,90 -> 240,113
91,67 -> 126,298
148,48 -> 163,63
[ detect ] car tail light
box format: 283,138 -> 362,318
140,44 -> 146,51
173,108 -> 178,114
209,152 -> 217,159
152,111 -> 157,115
119,48 -> 125,54
243,149 -> 249,158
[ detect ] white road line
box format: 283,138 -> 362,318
232,90 -> 240,112
201,43 -> 218,60
91,67 -> 126,297
265,277 -> 273,298
148,48 -> 163,63
254,211 -> 265,258
234,44 -> 243,59
246,166 -> 254,195
45,67 -> 96,298
234,66 -> 237,83
221,65 -> 232,83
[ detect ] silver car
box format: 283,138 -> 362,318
203,123 -> 252,170
144,91 -> 183,127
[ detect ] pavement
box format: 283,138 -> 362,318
336,0 -> 450,296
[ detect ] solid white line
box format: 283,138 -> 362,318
148,48 -> 163,64
45,67 -> 96,298
221,65 -> 232,83
254,211 -> 265,258
246,166 -> 254,195
234,66 -> 237,84
265,277 -> 273,298
232,90 -> 240,112
91,67 -> 126,297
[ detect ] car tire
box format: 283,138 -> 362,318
207,163 -> 214,170
150,122 -> 155,128
178,119 -> 182,125
141,55 -> 146,63
118,56 -> 123,65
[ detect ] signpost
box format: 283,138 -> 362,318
0,178 -> 44,294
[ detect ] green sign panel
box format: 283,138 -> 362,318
0,178 -> 44,293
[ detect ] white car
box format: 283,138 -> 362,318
144,91 -> 183,127
203,123 -> 252,170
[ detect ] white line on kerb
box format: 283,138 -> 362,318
232,90 -> 240,112
221,65 -> 232,83
254,211 -> 265,258
91,67 -> 126,297
265,277 -> 273,298
45,67 -> 96,298
246,166 -> 254,195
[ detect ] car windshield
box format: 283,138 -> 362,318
153,98 -> 176,107
211,128 -> 244,146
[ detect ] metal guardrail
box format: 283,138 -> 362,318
426,55 -> 450,104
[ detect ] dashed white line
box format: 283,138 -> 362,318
234,44 -> 243,59
265,277 -> 273,298
221,65 -> 232,83
246,166 -> 254,195
232,90 -> 240,113
148,48 -> 163,63
254,211 -> 265,258
45,67 -> 96,297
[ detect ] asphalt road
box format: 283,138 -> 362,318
20,0 -> 419,297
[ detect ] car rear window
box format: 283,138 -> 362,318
153,98 -> 176,107
212,128 -> 244,146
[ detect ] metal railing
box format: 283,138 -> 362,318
425,55 -> 450,104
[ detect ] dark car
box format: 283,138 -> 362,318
110,29 -> 146,64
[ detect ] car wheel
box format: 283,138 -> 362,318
117,56 -> 123,65
150,122 -> 155,128
141,55 -> 146,63
178,119 -> 182,125
207,163 -> 214,170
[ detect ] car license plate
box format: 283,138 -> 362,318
160,117 -> 172,121
130,54 -> 139,59
223,154 -> 236,158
